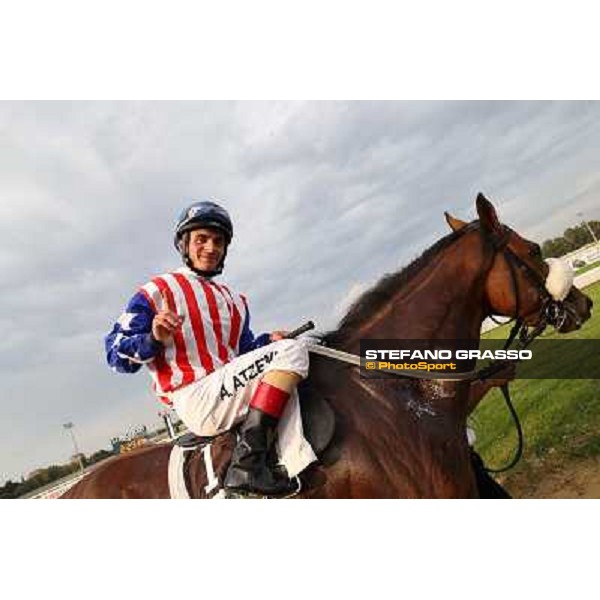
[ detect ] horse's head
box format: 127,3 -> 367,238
445,193 -> 592,333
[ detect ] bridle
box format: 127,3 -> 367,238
484,223 -> 573,348
476,221 -> 575,472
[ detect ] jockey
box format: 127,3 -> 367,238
105,200 -> 315,496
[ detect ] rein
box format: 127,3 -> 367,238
306,342 -> 479,381
477,224 -> 567,472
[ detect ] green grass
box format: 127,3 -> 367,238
471,280 -> 600,489
576,260 -> 600,275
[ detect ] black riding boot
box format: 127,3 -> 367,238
224,408 -> 298,496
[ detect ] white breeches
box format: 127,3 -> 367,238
169,339 -> 316,477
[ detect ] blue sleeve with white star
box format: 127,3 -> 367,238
238,311 -> 271,355
105,292 -> 162,373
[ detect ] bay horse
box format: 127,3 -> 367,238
63,194 -> 592,498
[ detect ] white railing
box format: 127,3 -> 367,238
28,472 -> 87,499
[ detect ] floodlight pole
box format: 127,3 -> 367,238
159,410 -> 176,440
63,422 -> 84,472
577,212 -> 599,245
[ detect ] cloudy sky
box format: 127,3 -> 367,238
1,100 -> 600,483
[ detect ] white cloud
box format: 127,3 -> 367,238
334,281 -> 370,322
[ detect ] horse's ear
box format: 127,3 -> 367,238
444,212 -> 467,232
476,192 -> 502,233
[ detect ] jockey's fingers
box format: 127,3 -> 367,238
160,290 -> 171,310
163,318 -> 182,330
159,291 -> 184,315
155,314 -> 180,331
270,330 -> 288,341
162,312 -> 180,324
157,309 -> 183,322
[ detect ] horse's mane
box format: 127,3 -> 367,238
323,226 -> 468,345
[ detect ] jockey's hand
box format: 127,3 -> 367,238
152,310 -> 184,344
270,330 -> 289,342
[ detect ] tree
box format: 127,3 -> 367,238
542,237 -> 571,258
87,449 -> 113,465
564,226 -> 588,248
0,480 -> 20,499
541,220 -> 600,258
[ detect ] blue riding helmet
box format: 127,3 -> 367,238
174,201 -> 233,249
174,200 -> 233,276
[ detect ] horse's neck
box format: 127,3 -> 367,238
310,233 -> 490,497
346,233 -> 487,348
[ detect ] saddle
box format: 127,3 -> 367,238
168,386 -> 336,499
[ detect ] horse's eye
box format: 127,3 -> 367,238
529,244 -> 542,258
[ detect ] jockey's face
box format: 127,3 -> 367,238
188,228 -> 226,272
